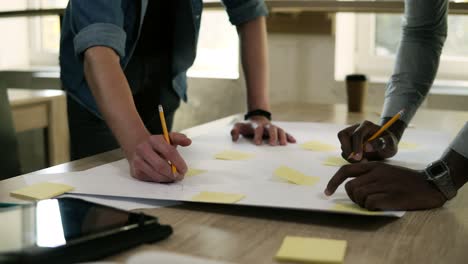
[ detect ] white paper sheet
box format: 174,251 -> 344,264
48,122 -> 451,217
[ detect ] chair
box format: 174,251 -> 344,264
0,82 -> 21,179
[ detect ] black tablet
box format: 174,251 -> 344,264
0,197 -> 172,264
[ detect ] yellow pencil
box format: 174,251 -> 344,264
158,105 -> 177,174
348,109 -> 405,159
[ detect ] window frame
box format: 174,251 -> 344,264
352,13 -> 468,82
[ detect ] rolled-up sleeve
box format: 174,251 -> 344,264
222,0 -> 268,26
69,0 -> 126,58
448,122 -> 468,159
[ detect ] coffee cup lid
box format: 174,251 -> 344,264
346,74 -> 367,81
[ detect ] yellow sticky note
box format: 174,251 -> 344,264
214,150 -> 254,161
11,182 -> 74,200
301,141 -> 337,152
275,236 -> 347,264
186,168 -> 207,177
322,156 -> 349,167
399,141 -> 419,150
274,166 -> 319,186
191,191 -> 245,204
332,203 -> 384,216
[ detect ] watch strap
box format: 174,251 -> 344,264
244,109 -> 272,121
425,160 -> 457,200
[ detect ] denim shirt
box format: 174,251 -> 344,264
381,0 -> 468,158
59,0 -> 268,118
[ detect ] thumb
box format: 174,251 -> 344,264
170,132 -> 192,146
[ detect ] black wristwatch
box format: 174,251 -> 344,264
424,160 -> 457,200
244,109 -> 272,121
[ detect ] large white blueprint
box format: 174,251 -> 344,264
51,122 -> 452,217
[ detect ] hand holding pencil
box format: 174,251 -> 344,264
337,110 -> 405,162
126,105 -> 192,183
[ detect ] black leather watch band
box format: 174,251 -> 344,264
244,109 -> 272,121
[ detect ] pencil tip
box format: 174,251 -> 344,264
158,105 -> 163,112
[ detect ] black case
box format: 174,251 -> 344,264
0,198 -> 173,264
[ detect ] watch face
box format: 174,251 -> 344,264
429,163 -> 446,176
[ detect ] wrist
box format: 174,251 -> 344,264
120,126 -> 151,159
245,109 -> 272,121
441,149 -> 468,190
381,118 -> 407,141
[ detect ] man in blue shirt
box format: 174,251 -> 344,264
60,0 -> 296,183
325,0 -> 468,210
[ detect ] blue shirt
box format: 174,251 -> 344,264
59,0 -> 268,118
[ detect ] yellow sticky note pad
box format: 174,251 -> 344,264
186,168 -> 207,177
322,156 -> 349,167
301,141 -> 337,152
275,236 -> 347,264
214,150 -> 254,161
274,166 -> 319,186
11,182 -> 74,200
191,191 -> 245,204
399,141 -> 419,150
332,203 -> 385,216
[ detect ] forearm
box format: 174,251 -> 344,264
238,16 -> 270,111
83,46 -> 149,157
381,0 -> 448,125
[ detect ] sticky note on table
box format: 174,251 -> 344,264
332,203 -> 385,216
275,236 -> 347,264
399,141 -> 419,150
191,191 -> 245,204
322,156 -> 349,167
186,168 -> 207,177
214,150 -> 254,161
11,182 -> 74,200
300,141 -> 337,152
274,166 -> 319,186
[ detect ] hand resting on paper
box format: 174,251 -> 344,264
324,162 -> 447,210
231,116 -> 296,146
128,132 -> 192,183
337,120 -> 404,163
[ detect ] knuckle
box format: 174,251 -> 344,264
337,130 -> 346,139
362,120 -> 372,126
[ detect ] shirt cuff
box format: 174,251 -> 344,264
380,83 -> 426,125
224,0 -> 269,26
73,23 -> 127,58
448,122 -> 468,159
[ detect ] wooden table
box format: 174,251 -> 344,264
1,103 -> 468,263
8,88 -> 69,166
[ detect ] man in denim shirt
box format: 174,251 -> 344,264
325,0 -> 468,210
60,0 -> 296,183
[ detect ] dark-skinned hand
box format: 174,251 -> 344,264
337,120 -> 399,162
324,162 -> 447,211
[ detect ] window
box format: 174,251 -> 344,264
353,13 -> 468,81
26,2 -> 240,79
187,10 -> 240,79
336,11 -> 468,82
28,0 -> 67,66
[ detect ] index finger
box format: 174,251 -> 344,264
149,136 -> 188,175
324,162 -> 377,196
230,123 -> 242,142
337,125 -> 358,159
